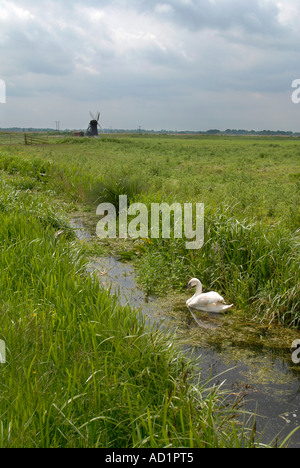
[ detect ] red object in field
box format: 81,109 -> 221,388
73,131 -> 84,137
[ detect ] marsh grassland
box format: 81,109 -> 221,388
0,134 -> 299,447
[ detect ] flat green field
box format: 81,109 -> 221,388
7,134 -> 300,225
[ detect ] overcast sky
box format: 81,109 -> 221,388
0,0 -> 300,131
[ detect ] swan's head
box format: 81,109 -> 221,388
187,278 -> 201,291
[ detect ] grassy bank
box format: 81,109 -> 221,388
0,154 -> 264,448
1,134 -> 298,327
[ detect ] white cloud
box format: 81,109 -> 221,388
276,0 -> 300,28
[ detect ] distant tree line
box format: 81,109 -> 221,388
1,127 -> 299,136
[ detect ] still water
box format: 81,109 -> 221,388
70,217 -> 300,447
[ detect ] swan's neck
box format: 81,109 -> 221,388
187,279 -> 203,306
194,280 -> 203,296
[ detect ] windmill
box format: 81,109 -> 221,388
86,111 -> 102,137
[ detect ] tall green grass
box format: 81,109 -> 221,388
0,152 -> 93,202
88,174 -> 146,211
0,159 -> 262,447
136,202 -> 300,327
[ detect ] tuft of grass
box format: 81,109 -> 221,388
88,174 -> 147,211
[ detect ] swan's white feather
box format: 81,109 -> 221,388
186,278 -> 233,314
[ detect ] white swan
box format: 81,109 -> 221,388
186,278 -> 233,314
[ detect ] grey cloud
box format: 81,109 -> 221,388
0,0 -> 299,131
130,0 -> 281,34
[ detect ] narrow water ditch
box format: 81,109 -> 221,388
69,215 -> 300,447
